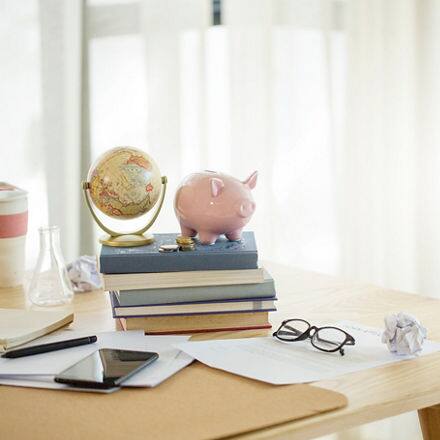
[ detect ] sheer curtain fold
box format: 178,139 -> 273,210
39,0 -> 92,261
340,0 -> 440,297
140,0 -> 209,232
221,0 -> 339,271
416,0 -> 440,297
0,0 -> 90,265
340,0 -> 419,292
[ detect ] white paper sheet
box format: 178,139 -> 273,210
176,321 -> 440,385
0,330 -> 193,391
120,336 -> 194,387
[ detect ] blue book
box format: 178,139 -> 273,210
109,291 -> 277,318
99,231 -> 258,274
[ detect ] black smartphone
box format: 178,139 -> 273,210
54,348 -> 159,389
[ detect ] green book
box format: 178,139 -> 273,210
115,271 -> 275,306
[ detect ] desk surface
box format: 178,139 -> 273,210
1,261 -> 439,440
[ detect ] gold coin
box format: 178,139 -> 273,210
176,235 -> 193,243
176,235 -> 194,245
179,243 -> 196,251
180,242 -> 195,248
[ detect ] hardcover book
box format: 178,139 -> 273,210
115,271 -> 275,306
99,231 -> 258,274
110,291 -> 277,318
118,311 -> 271,334
102,268 -> 264,291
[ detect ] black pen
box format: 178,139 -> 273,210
1,335 -> 98,359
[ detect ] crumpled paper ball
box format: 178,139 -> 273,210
67,255 -> 102,292
381,312 -> 427,356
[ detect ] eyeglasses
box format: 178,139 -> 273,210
272,319 -> 355,356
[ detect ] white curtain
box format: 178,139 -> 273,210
341,0 -> 440,298
138,0 -> 440,299
139,0 -> 343,278
0,0 -> 87,267
2,0 -> 440,300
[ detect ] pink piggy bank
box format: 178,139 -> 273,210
174,170 -> 258,245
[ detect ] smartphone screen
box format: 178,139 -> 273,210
54,349 -> 159,389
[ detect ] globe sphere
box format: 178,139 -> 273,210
87,147 -> 162,219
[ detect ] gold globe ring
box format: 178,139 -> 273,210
82,175 -> 167,247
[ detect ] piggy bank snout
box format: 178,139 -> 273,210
237,200 -> 256,218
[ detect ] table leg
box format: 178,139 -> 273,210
419,405 -> 440,439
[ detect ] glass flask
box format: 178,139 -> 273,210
28,226 -> 74,306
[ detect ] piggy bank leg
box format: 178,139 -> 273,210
198,231 -> 219,245
180,224 -> 196,237
225,229 -> 243,242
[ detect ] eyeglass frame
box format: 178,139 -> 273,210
272,318 -> 356,356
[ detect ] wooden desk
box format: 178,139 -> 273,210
1,261 -> 440,440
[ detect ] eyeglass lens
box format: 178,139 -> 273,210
311,327 -> 347,351
277,320 -> 310,341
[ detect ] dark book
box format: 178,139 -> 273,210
99,231 -> 258,274
110,291 -> 277,318
114,271 -> 275,306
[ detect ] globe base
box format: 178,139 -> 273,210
99,233 -> 155,247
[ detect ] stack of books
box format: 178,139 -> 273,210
99,232 -> 276,334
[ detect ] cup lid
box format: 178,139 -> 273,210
0,182 -> 27,202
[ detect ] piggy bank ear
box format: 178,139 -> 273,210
210,177 -> 224,197
243,171 -> 258,190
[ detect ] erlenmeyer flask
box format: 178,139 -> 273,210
28,226 -> 74,306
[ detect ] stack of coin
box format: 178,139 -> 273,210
176,235 -> 196,251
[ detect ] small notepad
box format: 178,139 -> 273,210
0,308 -> 74,351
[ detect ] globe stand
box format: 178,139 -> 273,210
82,176 -> 167,247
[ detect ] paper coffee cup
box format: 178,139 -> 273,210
0,183 -> 28,287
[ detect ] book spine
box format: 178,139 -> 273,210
99,251 -> 258,274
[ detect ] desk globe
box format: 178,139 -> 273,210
82,147 -> 167,247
